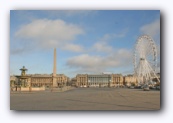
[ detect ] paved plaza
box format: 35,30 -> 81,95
10,88 -> 160,110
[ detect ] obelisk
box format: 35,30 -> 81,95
53,48 -> 57,87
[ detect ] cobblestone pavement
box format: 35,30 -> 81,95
10,88 -> 160,110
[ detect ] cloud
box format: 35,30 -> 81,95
14,19 -> 84,52
62,44 -> 84,52
66,49 -> 132,72
100,31 -> 127,42
93,42 -> 113,53
140,19 -> 160,37
92,34 -> 114,53
15,19 -> 84,42
92,29 -> 128,53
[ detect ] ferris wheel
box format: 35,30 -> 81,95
134,35 -> 160,85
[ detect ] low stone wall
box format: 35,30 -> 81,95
31,87 -> 45,91
11,86 -> 72,92
20,87 -> 30,91
11,87 -> 45,91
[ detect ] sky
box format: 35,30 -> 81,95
10,10 -> 160,78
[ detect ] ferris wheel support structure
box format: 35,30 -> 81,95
134,35 -> 160,86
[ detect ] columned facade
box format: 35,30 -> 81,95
76,74 -> 123,87
111,74 -> 123,87
31,75 -> 52,87
76,74 -> 88,87
124,75 -> 137,86
88,74 -> 111,87
56,74 -> 68,87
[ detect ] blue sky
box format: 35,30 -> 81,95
10,10 -> 160,78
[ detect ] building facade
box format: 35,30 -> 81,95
88,74 -> 111,87
11,73 -> 69,88
123,75 -> 137,86
76,74 -> 88,87
76,73 -> 123,87
111,74 -> 124,87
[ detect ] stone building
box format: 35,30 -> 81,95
123,73 -> 160,86
76,73 -> 123,87
123,74 -> 137,86
14,72 -> 69,88
30,74 -> 52,87
76,74 -> 88,87
56,74 -> 68,87
111,74 -> 124,87
30,74 -> 68,87
88,74 -> 111,87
